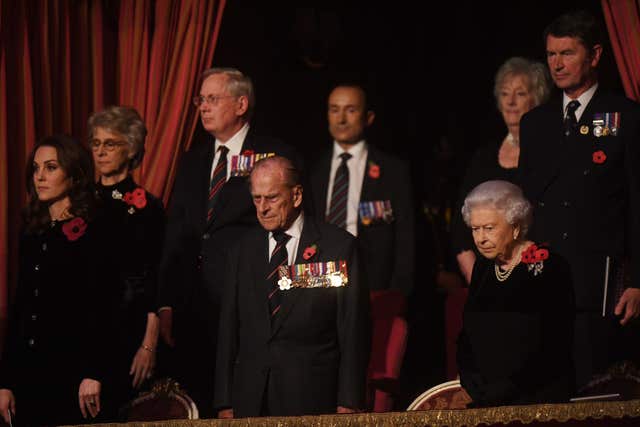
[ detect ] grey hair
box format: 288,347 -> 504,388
199,67 -> 255,121
494,57 -> 551,109
87,105 -> 147,170
250,155 -> 301,189
462,180 -> 533,237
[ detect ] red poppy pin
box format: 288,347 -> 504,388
592,150 -> 607,164
368,162 -> 380,179
303,244 -> 317,260
62,217 -> 87,241
521,243 -> 549,276
123,188 -> 147,210
242,149 -> 255,156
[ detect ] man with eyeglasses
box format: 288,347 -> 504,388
157,67 -> 301,417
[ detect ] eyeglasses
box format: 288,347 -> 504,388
192,95 -> 236,107
89,139 -> 128,151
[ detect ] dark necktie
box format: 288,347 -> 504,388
563,100 -> 580,138
267,231 -> 291,317
207,145 -> 229,222
326,152 -> 352,229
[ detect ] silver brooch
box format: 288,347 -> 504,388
112,189 -> 123,200
127,207 -> 136,215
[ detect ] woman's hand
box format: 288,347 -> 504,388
78,378 -> 101,419
615,288 -> 640,325
0,389 -> 15,423
130,345 -> 156,388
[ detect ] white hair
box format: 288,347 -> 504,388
461,180 -> 533,237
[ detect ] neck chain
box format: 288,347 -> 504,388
505,133 -> 519,147
494,243 -> 523,282
50,207 -> 71,226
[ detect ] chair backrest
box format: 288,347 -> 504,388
367,290 -> 409,412
124,377 -> 199,421
407,379 -> 471,410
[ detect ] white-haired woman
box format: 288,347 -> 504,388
452,57 -> 552,284
456,180 -> 575,407
88,106 -> 165,419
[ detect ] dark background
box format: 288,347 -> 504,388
211,0 -> 623,408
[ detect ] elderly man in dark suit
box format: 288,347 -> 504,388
214,156 -> 369,418
519,10 -> 640,389
309,83 -> 415,296
157,68 -> 300,416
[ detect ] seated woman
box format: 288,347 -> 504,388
88,105 -> 165,419
0,135 -> 112,425
456,180 -> 575,407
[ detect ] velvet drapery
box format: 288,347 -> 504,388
602,0 -> 640,101
0,0 -> 225,350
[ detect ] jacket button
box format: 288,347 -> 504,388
562,232 -> 569,240
202,233 -> 210,240
538,201 -> 545,208
584,169 -> 590,175
31,314 -> 37,321
562,201 -> 571,207
28,338 -> 35,347
34,264 -> 40,271
42,243 -> 47,251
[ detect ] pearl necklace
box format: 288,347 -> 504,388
494,244 -> 523,282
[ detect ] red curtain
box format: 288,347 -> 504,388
0,0 -> 226,350
602,0 -> 640,101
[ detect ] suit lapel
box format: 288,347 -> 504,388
312,152 -> 332,218
252,230 -> 273,325
270,217 -> 321,337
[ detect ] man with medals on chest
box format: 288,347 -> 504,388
214,156 -> 369,418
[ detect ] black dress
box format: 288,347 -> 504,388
0,217 -> 112,426
95,175 -> 165,417
457,244 -> 575,407
451,141 -> 518,254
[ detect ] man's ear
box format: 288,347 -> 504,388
235,95 -> 249,117
590,44 -> 603,68
292,185 -> 303,208
366,110 -> 375,127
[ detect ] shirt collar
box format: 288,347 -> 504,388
270,211 -> 304,242
215,123 -> 249,157
332,140 -> 367,161
563,83 -> 598,113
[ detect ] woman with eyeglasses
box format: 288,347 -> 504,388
88,105 -> 165,420
0,135 -> 112,425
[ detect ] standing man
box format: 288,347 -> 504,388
519,10 -> 640,389
309,83 -> 415,295
157,68 -> 300,416
214,156 -> 369,417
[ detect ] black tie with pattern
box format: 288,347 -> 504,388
563,100 -> 581,138
326,152 -> 352,229
267,231 -> 291,318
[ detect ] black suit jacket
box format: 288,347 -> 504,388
214,217 -> 370,417
157,129 -> 301,336
519,89 -> 640,310
309,144 -> 415,295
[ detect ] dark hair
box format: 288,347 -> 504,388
329,82 -> 372,111
23,134 -> 96,233
543,10 -> 604,51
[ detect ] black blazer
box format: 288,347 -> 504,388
519,89 -> 640,309
157,129 -> 301,325
214,217 -> 370,417
309,144 -> 415,295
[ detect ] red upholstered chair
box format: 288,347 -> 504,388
367,289 -> 409,412
407,379 -> 471,410
445,287 -> 468,380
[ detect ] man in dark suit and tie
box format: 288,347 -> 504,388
309,83 -> 415,295
157,68 -> 300,416
214,156 -> 369,418
519,10 -> 640,389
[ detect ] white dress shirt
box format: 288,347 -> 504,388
268,212 -> 304,265
563,83 -> 598,122
210,123 -> 249,181
325,141 -> 367,237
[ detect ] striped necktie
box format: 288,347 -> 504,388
326,152 -> 352,228
207,145 -> 229,222
267,231 -> 291,317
